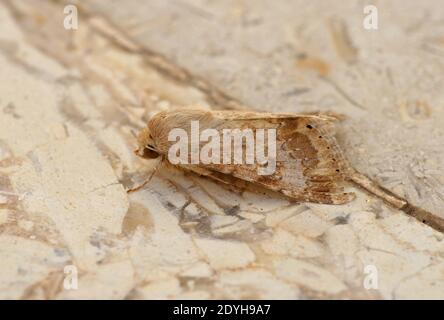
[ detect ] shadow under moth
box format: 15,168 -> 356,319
133,107 -> 444,232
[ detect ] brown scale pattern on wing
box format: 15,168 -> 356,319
144,109 -> 354,204
283,132 -> 319,168
200,116 -> 353,204
277,117 -> 354,203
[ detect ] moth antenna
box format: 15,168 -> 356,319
348,169 -> 444,232
347,170 -> 406,209
127,156 -> 163,193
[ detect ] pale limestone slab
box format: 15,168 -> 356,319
175,290 -> 212,300
0,235 -> 68,299
128,192 -> 202,281
264,205 -> 307,227
136,278 -> 182,300
57,261 -> 135,299
280,209 -> 333,238
1,0 -> 444,300
216,269 -> 300,299
193,238 -> 256,270
394,263 -> 444,299
356,249 -> 432,299
0,210 -> 9,225
324,224 -> 360,256
274,258 -> 347,295
261,229 -> 325,258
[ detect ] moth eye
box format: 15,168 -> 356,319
141,147 -> 159,159
306,124 -> 313,129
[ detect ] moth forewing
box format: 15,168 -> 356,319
136,108 -> 355,205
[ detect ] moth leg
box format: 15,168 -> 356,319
347,170 -> 406,208
127,157 -> 163,193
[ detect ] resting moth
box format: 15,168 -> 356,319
136,108 -> 353,204
134,108 -> 444,232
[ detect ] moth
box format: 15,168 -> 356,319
134,108 -> 444,232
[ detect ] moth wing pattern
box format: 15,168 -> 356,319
173,110 -> 355,204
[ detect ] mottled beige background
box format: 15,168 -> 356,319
0,0 -> 443,299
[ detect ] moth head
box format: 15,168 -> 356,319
135,127 -> 160,159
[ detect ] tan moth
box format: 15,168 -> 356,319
134,107 -> 444,232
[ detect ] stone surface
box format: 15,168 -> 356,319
0,0 -> 443,299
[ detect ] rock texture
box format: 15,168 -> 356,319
0,0 -> 443,299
